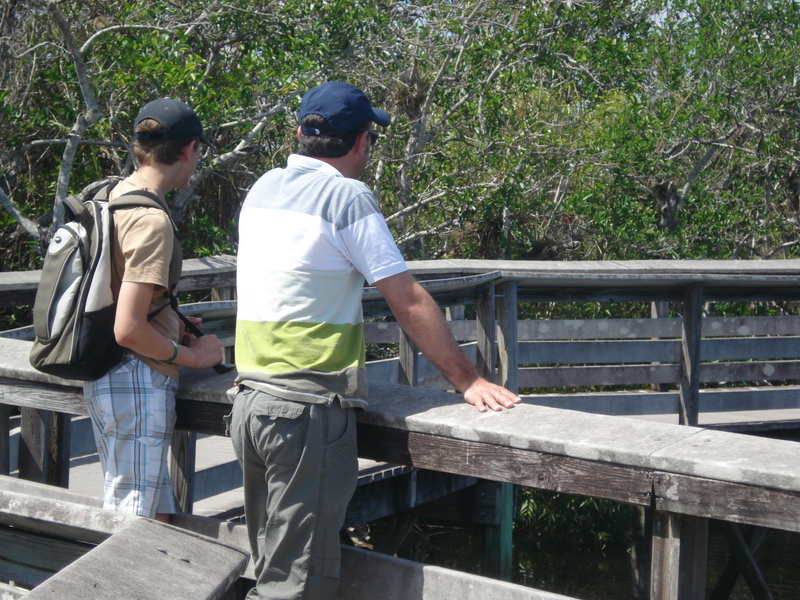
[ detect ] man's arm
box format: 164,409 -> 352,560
375,271 -> 521,412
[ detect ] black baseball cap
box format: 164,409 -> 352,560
133,98 -> 214,149
298,82 -> 389,136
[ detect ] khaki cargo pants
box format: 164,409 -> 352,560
228,386 -> 358,600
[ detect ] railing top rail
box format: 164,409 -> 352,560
2,335 -> 799,498
5,256 -> 800,308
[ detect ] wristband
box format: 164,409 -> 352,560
162,340 -> 179,364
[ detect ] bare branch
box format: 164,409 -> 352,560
0,186 -> 42,239
80,25 -> 176,54
46,0 -> 103,227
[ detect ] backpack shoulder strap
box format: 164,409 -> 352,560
109,189 -> 169,213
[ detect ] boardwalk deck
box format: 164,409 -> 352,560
3,257 -> 800,598
1,476 -> 553,600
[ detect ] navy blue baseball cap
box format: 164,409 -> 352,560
133,98 -> 214,149
298,82 -> 389,136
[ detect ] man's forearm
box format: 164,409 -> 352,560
386,283 -> 479,393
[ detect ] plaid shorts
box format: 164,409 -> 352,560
83,353 -> 179,517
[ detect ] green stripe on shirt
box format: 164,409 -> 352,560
236,319 -> 365,374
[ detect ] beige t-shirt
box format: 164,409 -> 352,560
109,177 -> 179,379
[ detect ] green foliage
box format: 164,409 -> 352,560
2,0 -> 800,269
516,488 -> 631,554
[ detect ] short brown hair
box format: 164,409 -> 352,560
133,119 -> 198,165
298,114 -> 369,159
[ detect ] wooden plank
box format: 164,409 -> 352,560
356,424 -> 655,507
336,545 -> 573,600
653,473 -> 800,533
523,386 -> 800,416
0,378 -> 85,414
523,390 -> 679,415
174,398 -> 231,436
518,339 -> 680,365
365,319 -> 475,344
631,506 -> 653,600
518,315 -> 800,341
0,525 -> 89,589
517,363 -> 682,388
518,360 -> 800,391
518,337 -> 800,366
702,336 -> 800,361
700,360 -> 800,382
519,317 -> 682,341
24,518 -> 247,600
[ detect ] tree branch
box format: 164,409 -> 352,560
47,1 -> 103,227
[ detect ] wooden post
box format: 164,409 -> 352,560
650,511 -> 708,600
0,404 -> 10,476
17,408 -> 70,487
634,301 -> 670,598
496,281 -> 519,395
476,281 -> 514,581
677,515 -> 708,599
476,282 -> 496,381
480,479 -> 514,581
170,430 -> 197,513
651,511 -> 681,599
398,330 -> 420,387
211,286 -> 235,364
631,505 -> 653,599
679,284 -> 704,426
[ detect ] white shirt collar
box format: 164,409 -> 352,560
287,154 -> 343,178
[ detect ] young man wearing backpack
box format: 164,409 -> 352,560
83,98 -> 223,523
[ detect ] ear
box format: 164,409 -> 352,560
181,140 -> 198,160
297,126 -> 303,141
355,130 -> 370,154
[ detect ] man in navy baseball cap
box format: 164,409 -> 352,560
231,81 -> 520,600
298,81 -> 389,136
133,97 -> 214,150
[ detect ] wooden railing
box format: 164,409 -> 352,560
3,257 -> 800,599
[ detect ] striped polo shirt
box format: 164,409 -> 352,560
235,154 -> 407,408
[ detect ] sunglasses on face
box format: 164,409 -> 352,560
368,130 -> 380,145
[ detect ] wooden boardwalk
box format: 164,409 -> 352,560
3,257 -> 800,599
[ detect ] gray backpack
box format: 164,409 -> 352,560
29,183 -> 178,381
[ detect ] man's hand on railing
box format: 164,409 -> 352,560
461,377 -> 522,413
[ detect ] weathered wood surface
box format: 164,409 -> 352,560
24,518 -> 247,600
2,336 -> 800,512
354,383 -> 800,495
0,255 -> 237,308
399,258 -> 800,302
5,257 -> 800,310
1,477 -> 552,600
1,477 -> 247,598
336,545 -> 572,600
